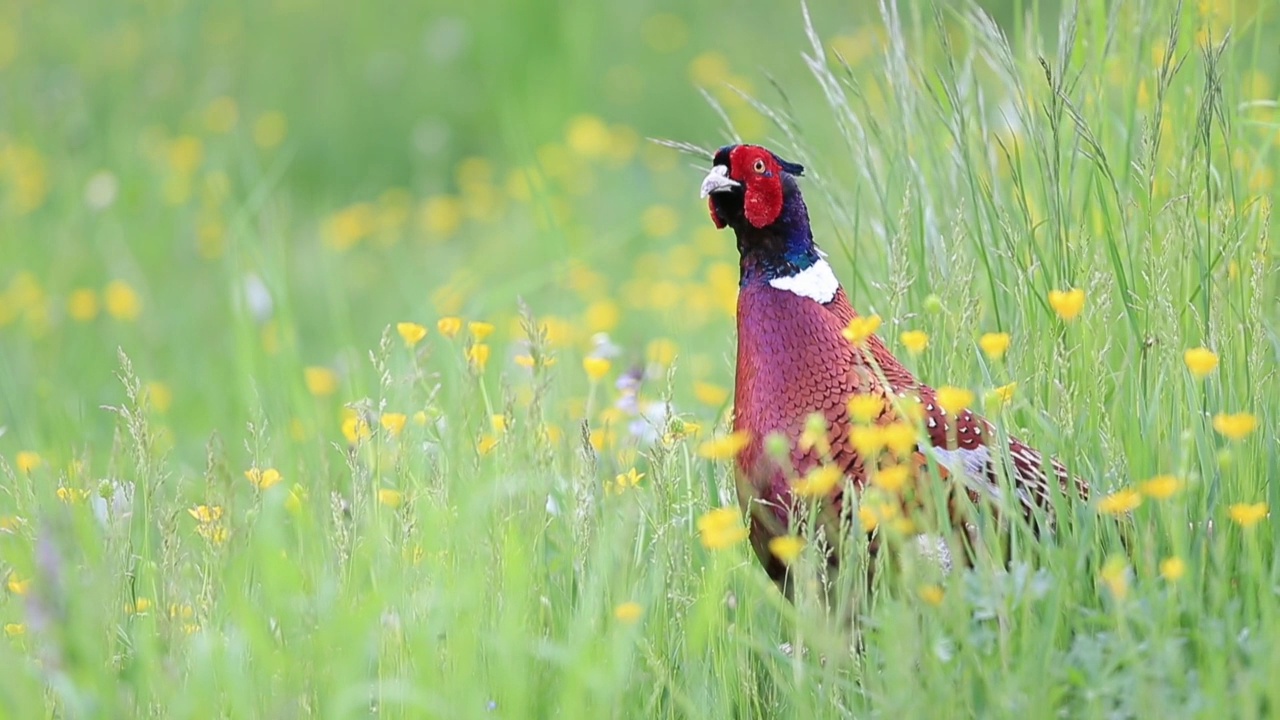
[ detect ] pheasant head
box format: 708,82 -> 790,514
700,144 -> 836,303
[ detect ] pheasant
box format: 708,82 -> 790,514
699,143 -> 1089,595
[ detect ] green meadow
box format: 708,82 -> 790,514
1,0 -> 1278,716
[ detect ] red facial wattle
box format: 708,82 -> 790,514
730,146 -> 785,229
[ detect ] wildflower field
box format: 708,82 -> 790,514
2,0 -> 1279,716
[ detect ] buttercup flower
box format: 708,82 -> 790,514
1098,488 -> 1142,515
696,507 -> 748,549
1183,347 -> 1218,379
900,330 -> 929,355
397,322 -> 428,347
1228,502 -> 1268,528
614,601 -> 643,624
842,315 -> 882,346
935,386 -> 973,416
979,332 -> 1011,360
1213,413 -> 1257,441
697,431 -> 750,460
1048,288 -> 1086,321
768,535 -> 805,564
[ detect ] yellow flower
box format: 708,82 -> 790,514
607,468 -> 644,495
798,413 -> 830,454
768,535 -> 806,564
188,505 -> 224,524
514,354 -> 536,369
139,381 -> 172,414
437,316 -> 463,338
468,321 -> 495,341
413,411 -> 428,426
1228,502 -> 1268,528
979,332 -> 1011,360
1183,347 -> 1218,379
3,623 -> 24,637
304,367 -> 339,397
253,111 -> 288,149
15,451 -> 40,474
285,485 -> 305,514
892,516 -> 919,536
696,507 -> 748,550
918,584 -> 945,606
847,394 -> 883,424
857,505 -> 879,532
126,597 -> 153,614
899,330 -> 929,355
689,50 -> 731,86
396,322 -> 428,347
663,419 -> 700,443
167,135 -> 204,176
244,467 -> 282,490
195,521 -> 228,544
1159,556 -> 1186,582
842,315 -> 882,346
6,574 -> 30,595
589,427 -> 615,451
342,416 -> 372,444
697,431 -> 751,460
1213,412 -> 1257,441
1139,474 -> 1183,500
378,489 -> 404,508
984,382 -> 1017,411
793,464 -> 842,497
67,288 -> 99,322
420,195 -> 463,240
613,601 -> 644,624
935,386 -> 973,416
203,96 -> 238,134
381,413 -> 408,436
0,516 -> 23,533
583,356 -> 611,381
880,422 -> 917,457
540,425 -> 564,444
466,344 -> 491,371
1048,288 -> 1086,322
584,298 -> 620,333
1097,488 -> 1142,515
1100,555 -> 1129,600
56,487 -> 88,503
647,338 -> 679,367
566,115 -> 612,158
693,382 -> 729,407
104,280 -> 142,321
322,203 -> 375,250
476,435 -> 500,455
849,425 -> 885,457
872,464 -> 911,493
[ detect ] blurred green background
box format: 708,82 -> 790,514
0,0 -> 955,457
4,0 -> 1280,716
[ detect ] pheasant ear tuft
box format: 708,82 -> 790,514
771,153 -> 805,177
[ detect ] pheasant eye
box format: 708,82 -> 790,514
753,159 -> 766,174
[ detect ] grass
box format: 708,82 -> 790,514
1,0 -> 1279,716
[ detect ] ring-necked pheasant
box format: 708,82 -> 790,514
700,143 -> 1089,595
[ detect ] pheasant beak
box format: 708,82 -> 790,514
699,165 -> 740,198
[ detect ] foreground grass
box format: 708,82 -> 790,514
1,0 -> 1279,716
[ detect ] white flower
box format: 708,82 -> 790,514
91,479 -> 133,531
